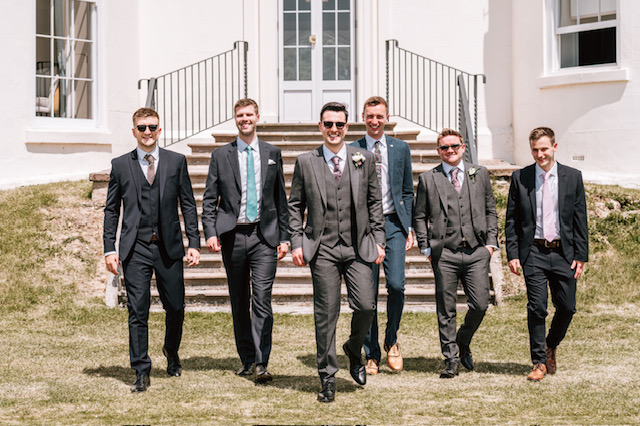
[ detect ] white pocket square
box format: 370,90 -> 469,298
268,159 -> 277,165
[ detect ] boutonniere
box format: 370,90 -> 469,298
352,152 -> 365,169
468,167 -> 479,183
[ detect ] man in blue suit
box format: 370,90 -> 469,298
352,96 -> 414,374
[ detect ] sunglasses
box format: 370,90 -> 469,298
136,124 -> 159,132
437,143 -> 462,151
322,121 -> 346,129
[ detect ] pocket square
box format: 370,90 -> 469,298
268,159 -> 277,165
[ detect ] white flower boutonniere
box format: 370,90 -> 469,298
352,152 -> 366,169
468,167 -> 479,183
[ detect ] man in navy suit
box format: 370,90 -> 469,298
202,98 -> 289,384
506,127 -> 588,381
104,107 -> 201,392
351,96 -> 414,374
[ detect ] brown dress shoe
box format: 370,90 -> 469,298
384,343 -> 403,372
365,359 -> 379,375
545,345 -> 557,375
527,363 -> 547,381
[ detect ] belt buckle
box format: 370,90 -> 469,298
543,239 -> 556,248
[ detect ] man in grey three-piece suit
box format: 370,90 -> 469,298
202,98 -> 289,385
288,102 -> 386,403
414,128 -> 498,379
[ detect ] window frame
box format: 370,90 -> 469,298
35,0 -> 98,122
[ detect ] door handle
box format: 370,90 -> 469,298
309,34 -> 316,45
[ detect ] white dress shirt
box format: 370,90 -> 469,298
534,162 -> 560,240
236,137 -> 262,223
441,160 -> 465,187
323,143 -> 347,173
365,134 -> 395,215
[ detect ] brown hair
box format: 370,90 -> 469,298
529,127 -> 555,144
436,128 -> 463,146
234,98 -> 259,115
320,102 -> 349,122
362,96 -> 388,115
132,107 -> 159,125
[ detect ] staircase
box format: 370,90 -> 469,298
138,122 -> 516,312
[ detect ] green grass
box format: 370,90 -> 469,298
0,180 -> 639,425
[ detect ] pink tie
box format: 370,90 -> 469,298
542,172 -> 556,243
451,167 -> 461,193
331,156 -> 342,182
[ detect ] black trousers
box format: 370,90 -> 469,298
122,239 -> 185,374
523,244 -> 577,364
220,224 -> 277,366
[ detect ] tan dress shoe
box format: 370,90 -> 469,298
385,343 -> 403,372
527,363 -> 547,381
365,359 -> 379,375
545,345 -> 557,375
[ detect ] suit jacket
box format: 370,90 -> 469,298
414,161 -> 498,260
505,162 -> 588,264
103,148 -> 200,261
288,144 -> 386,264
351,136 -> 413,235
201,139 -> 289,247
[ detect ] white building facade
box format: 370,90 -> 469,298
1,0 -> 637,189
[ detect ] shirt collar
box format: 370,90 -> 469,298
364,133 -> 386,150
535,161 -> 558,178
137,145 -> 159,162
442,160 -> 465,175
323,143 -> 347,163
236,136 -> 259,152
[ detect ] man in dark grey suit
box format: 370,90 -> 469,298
414,128 -> 498,379
104,107 -> 201,392
351,96 -> 414,374
288,102 -> 386,402
201,98 -> 289,384
506,127 -> 588,382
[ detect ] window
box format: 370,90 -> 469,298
36,0 -> 95,118
556,0 -> 617,68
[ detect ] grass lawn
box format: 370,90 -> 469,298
0,180 -> 639,425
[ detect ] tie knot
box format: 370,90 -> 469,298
451,167 -> 459,177
145,154 -> 154,164
331,156 -> 340,166
542,172 -> 551,181
245,145 -> 252,152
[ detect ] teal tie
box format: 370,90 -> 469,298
246,146 -> 258,222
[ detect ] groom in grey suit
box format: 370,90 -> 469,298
414,128 -> 498,379
288,102 -> 385,402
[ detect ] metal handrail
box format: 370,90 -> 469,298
138,41 -> 248,147
386,39 -> 485,162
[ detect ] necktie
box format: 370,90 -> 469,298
144,154 -> 155,184
246,146 -> 257,222
451,167 -> 461,193
374,141 -> 383,186
542,172 -> 556,242
331,156 -> 342,182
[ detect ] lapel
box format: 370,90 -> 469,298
310,146 -> 327,208
463,161 -> 476,203
127,149 -> 142,205
557,162 -> 567,219
346,145 -> 360,204
387,137 -> 396,184
355,137 -> 367,150
523,165 -> 537,219
226,141 -> 242,193
432,163 -> 449,209
157,148 -> 167,202
259,139 -> 269,195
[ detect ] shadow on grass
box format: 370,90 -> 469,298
402,357 -> 531,376
83,365 -> 137,385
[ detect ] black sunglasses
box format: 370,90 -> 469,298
437,143 -> 462,151
322,121 -> 346,129
136,124 -> 159,132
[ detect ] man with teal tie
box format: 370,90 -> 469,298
202,98 -> 290,384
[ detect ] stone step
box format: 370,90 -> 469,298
255,122 -> 399,133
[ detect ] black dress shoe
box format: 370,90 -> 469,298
131,372 -> 150,392
439,359 -> 460,379
236,363 -> 254,376
317,380 -> 335,403
255,364 -> 273,384
163,346 -> 182,377
458,343 -> 474,371
343,342 -> 366,385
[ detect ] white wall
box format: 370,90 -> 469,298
511,0 -> 640,186
0,0 -> 141,189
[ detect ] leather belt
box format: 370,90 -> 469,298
534,239 -> 561,249
236,221 -> 259,227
